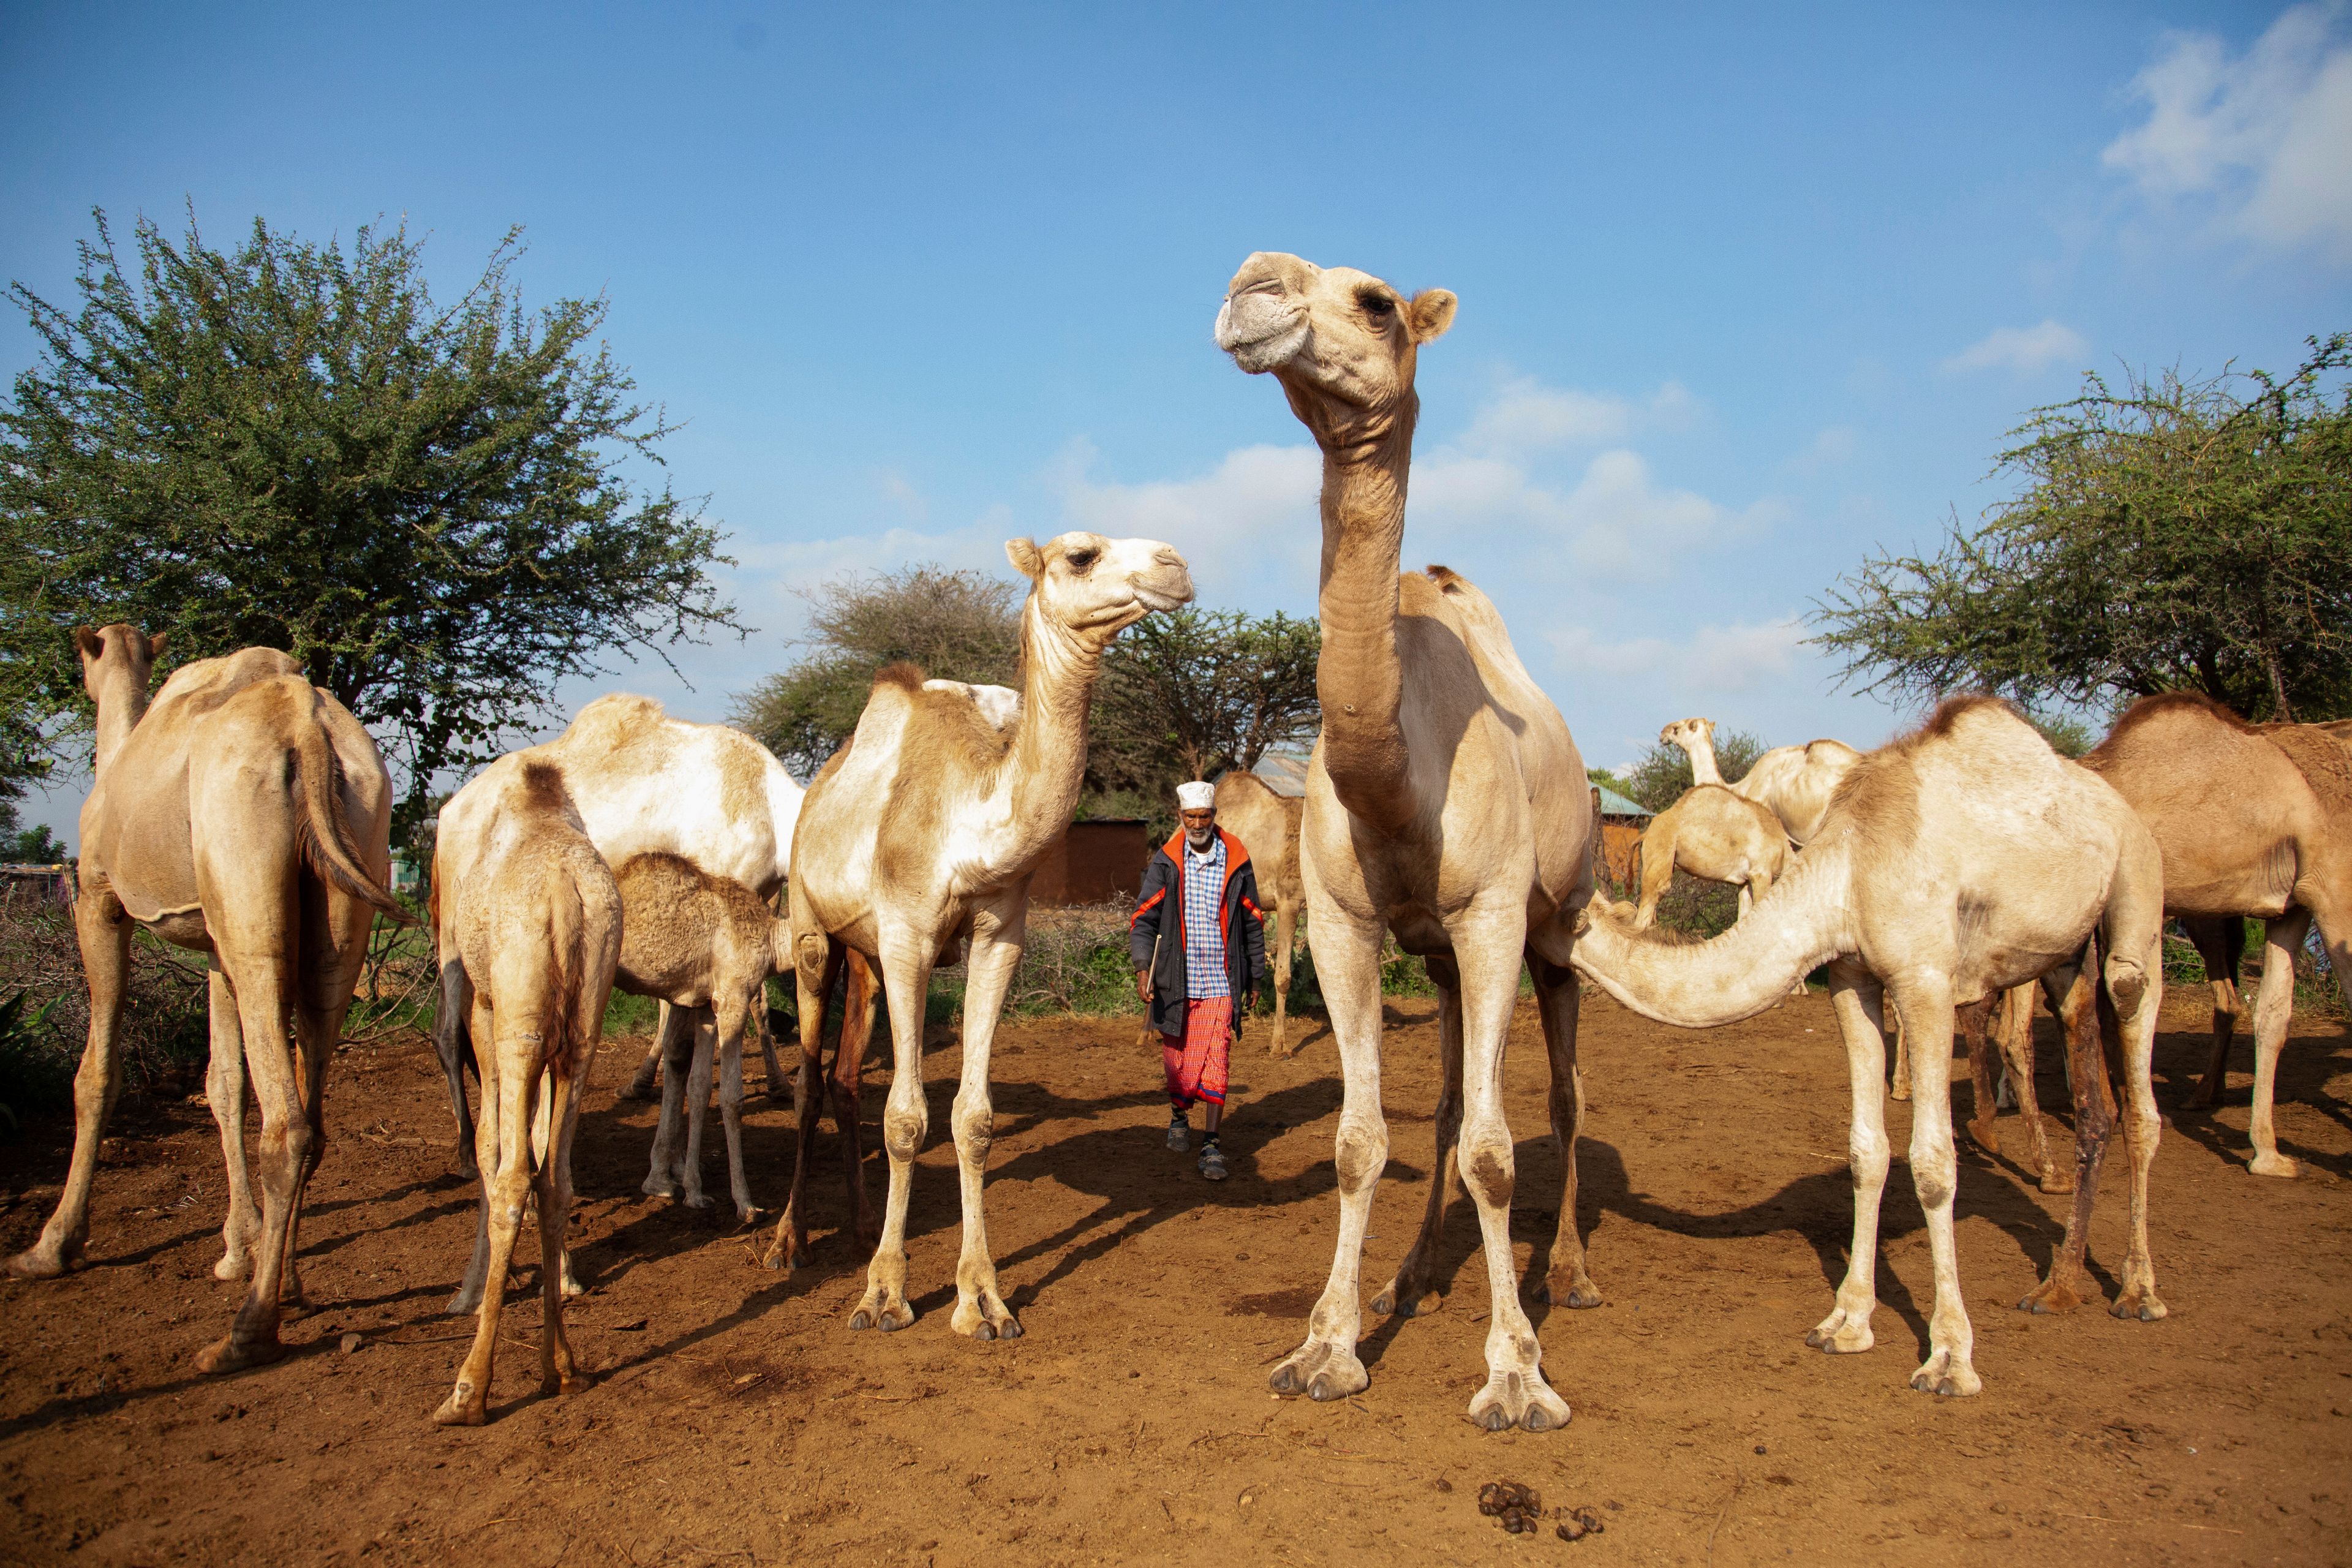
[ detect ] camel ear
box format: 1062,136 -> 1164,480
146,631 -> 168,660
74,627 -> 104,661
1005,538 -> 1045,581
1407,289 -> 1457,344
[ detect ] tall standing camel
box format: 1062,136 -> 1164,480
9,627 -> 405,1378
1213,769 -> 1304,1055
1216,252 -> 1598,1432
777,532 -> 1192,1339
2081,693 -> 2352,1176
1572,699 -> 2168,1395
432,759 -> 620,1426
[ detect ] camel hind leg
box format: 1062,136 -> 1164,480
1996,984 -> 2066,1194
2019,953 -> 2114,1314
2246,908 -> 2311,1178
1528,952 -> 1600,1309
2181,916 -> 2243,1110
204,968 -> 263,1281
849,925 -> 935,1333
2101,934 -> 2167,1321
1266,896 -> 1298,1057
1371,954 -> 1463,1320
1960,996 -> 2000,1155
766,937 -> 845,1270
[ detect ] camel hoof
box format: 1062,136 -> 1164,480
641,1175 -> 681,1200
2111,1287 -> 2167,1322
1466,1370 -> 1568,1433
1535,1274 -> 1602,1310
213,1250 -> 251,1283
682,1193 -> 715,1211
1371,1281 -> 1434,1317
1964,1119 -> 1999,1156
2018,1278 -> 2082,1315
6,1245 -> 84,1281
1889,1082 -> 1911,1103
195,1334 -> 285,1376
1909,1354 -> 1981,1398
1271,1341 -> 1366,1401
1805,1308 -> 1874,1354
2182,1083 -> 2221,1112
433,1386 -> 487,1427
2249,1150 -> 2299,1179
542,1368 -> 594,1397
850,1292 -> 913,1333
2037,1168 -> 2077,1196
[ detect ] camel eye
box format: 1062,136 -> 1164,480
1065,547 -> 1099,572
1360,293 -> 1394,321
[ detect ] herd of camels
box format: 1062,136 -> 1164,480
13,252 -> 2351,1433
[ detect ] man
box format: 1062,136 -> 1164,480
1130,778 -> 1268,1181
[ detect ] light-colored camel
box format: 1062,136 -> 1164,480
1572,698 -> 2168,1396
616,852 -> 793,1224
1213,769 -> 1304,1055
9,626 -> 405,1378
1630,783 -> 1788,929
433,695 -> 802,1182
1217,252 -> 1597,1432
775,532 -> 1192,1338
1662,715 -> 1861,846
2081,692 -> 2352,1177
431,758 -> 620,1425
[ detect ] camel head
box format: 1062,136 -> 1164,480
74,624 -> 167,703
1004,533 -> 1194,647
1214,252 -> 1456,450
1660,717 -> 1715,754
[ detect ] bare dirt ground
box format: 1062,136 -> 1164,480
2,986 -> 2349,1566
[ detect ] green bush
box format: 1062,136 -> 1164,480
0,884 -> 210,1123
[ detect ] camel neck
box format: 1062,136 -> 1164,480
1313,402 -> 1417,835
1685,739 -> 1724,787
91,669 -> 152,778
1000,601 -> 1102,859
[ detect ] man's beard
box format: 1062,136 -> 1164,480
1186,827 -> 1214,849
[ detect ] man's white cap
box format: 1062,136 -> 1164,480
1176,780 -> 1215,810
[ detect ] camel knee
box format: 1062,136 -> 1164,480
949,1093 -> 993,1156
1460,1128 -> 1515,1210
882,1104 -> 926,1163
2104,956 -> 2149,1017
1912,1162 -> 1955,1212
1332,1118 -> 1389,1196
1849,1131 -> 1890,1185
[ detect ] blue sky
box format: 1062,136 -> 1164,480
6,1 -> 2350,842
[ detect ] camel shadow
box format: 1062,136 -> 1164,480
2154,1018 -> 2352,1181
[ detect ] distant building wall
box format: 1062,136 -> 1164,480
1030,820 -> 1151,907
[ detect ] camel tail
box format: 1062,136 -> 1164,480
290,708 -> 412,924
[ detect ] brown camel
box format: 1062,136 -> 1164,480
1216,252 -> 1598,1432
771,532 -> 1193,1338
1630,783 -> 1789,928
1572,699 -> 2168,1395
9,626 -> 405,1379
1214,769 -> 1305,1054
2082,693 -> 2352,1175
431,759 -> 620,1425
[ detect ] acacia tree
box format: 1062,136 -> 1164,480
1088,608 -> 1321,797
0,209 -> 739,827
1814,333 -> 2352,722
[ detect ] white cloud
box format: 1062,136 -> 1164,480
1784,424 -> 1858,475
2103,5 -> 2352,253
1046,439 -> 1324,605
1545,616 -> 1808,696
1455,374 -> 1697,458
1942,320 -> 2089,374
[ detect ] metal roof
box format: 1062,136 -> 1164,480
1593,782 -> 1653,818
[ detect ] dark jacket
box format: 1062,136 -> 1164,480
1129,827 -> 1268,1038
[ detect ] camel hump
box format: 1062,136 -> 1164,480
873,662 -> 925,693
2263,723 -> 2352,820
561,693 -> 669,753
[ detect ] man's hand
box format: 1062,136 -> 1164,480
1136,968 -> 1153,1003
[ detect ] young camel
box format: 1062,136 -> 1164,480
774,532 -> 1193,1338
1213,769 -> 1305,1055
432,759 -> 620,1426
1218,252 -> 1599,1432
1572,698 -> 2168,1396
434,695 -> 802,1185
1662,715 -> 1861,845
9,627 -> 405,1377
1630,783 -> 1788,929
2079,693 -> 2352,1176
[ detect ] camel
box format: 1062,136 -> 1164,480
1216,252 -> 1598,1432
431,758 -> 620,1425
1630,783 -> 1787,929
2079,693 -> 2352,1177
773,532 -> 1192,1339
1213,769 -> 1305,1054
9,626 -> 405,1379
1957,983 -> 2070,1196
1661,715 -> 1860,845
1571,698 -> 2168,1396
433,695 -> 802,1184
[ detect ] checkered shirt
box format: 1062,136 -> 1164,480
1181,834 -> 1230,1000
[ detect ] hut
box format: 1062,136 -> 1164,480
1589,782 -> 1652,892
1028,820 -> 1150,907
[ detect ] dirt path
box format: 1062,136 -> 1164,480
2,988 -> 2348,1565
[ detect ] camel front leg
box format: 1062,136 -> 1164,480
1888,1016 -> 1910,1102
947,891 -> 1027,1340
1809,960 -> 1890,1355
2102,937 -> 2167,1322
1372,954 -> 1463,1320
1269,896 -> 1384,1406
203,968 -> 262,1281
1452,903 -> 1567,1433
2181,916 -> 2242,1110
8,891 -> 132,1280
620,1017 -> 665,1102
712,992 -> 756,1224
677,1008 -> 719,1211
850,927 -> 935,1333
2245,908 -> 2310,1178
1894,974 -> 1978,1396
1529,952 -> 1600,1310
2019,959 -> 2112,1314
640,1001 -> 699,1199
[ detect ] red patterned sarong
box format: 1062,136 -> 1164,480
1162,997 -> 1234,1110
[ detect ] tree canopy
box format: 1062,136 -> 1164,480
0,209 -> 739,826
1814,333 -> 2352,723
1088,608 -> 1321,801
